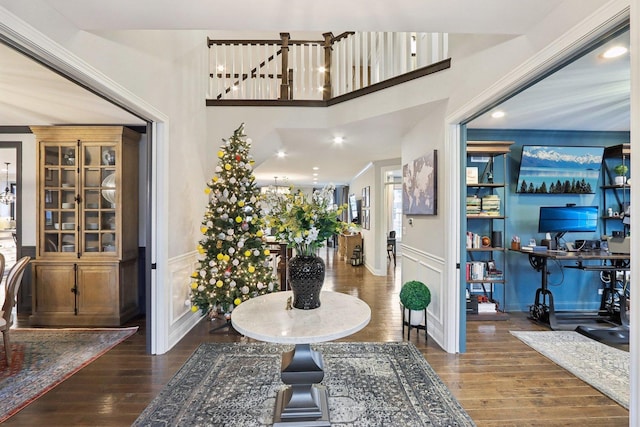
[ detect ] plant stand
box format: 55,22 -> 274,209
401,304 -> 428,341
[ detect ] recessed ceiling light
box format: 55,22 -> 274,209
313,166 -> 319,171
216,65 -> 224,72
333,136 -> 344,144
313,173 -> 318,177
602,45 -> 628,59
491,110 -> 505,119
276,151 -> 286,158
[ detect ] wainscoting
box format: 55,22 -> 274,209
166,251 -> 202,349
400,244 -> 446,347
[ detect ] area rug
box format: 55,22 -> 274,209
511,330 -> 629,409
0,327 -> 138,422
134,342 -> 475,426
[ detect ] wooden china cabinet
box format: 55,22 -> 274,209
29,126 -> 140,326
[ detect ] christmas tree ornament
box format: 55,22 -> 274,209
189,124 -> 278,317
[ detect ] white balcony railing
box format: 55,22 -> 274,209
208,31 -> 449,102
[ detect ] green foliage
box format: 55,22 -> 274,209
614,164 -> 628,176
264,185 -> 349,256
189,123 -> 278,315
399,280 -> 431,310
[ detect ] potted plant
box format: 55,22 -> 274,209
263,184 -> 351,309
399,280 -> 431,325
613,164 -> 628,185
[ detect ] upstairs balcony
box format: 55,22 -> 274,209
207,31 -> 450,106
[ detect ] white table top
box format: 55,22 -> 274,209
231,290 -> 371,344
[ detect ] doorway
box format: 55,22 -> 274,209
0,142 -> 21,293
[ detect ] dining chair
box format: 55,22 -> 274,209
386,230 -> 396,266
1,256 -> 30,366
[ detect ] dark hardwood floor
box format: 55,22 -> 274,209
6,248 -> 629,426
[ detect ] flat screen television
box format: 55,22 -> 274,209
538,205 -> 598,241
517,145 -> 604,194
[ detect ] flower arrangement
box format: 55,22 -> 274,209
263,184 -> 348,256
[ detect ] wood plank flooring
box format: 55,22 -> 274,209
6,248 -> 629,426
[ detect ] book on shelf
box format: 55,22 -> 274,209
477,302 -> 497,313
466,167 -> 479,184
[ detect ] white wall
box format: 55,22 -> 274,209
348,163 -> 375,271
0,0 -> 630,355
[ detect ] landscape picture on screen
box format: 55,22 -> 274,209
517,146 -> 604,194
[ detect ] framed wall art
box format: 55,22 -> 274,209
402,150 -> 437,215
362,208 -> 370,230
362,186 -> 370,208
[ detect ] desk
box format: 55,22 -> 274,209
513,249 -> 630,340
231,290 -> 371,426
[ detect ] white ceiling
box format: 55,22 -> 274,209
0,0 -> 629,185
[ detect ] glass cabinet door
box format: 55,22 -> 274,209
81,143 -> 117,255
42,143 -> 78,255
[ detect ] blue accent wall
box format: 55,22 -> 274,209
467,129 -> 630,312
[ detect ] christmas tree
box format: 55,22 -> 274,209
189,124 -> 278,316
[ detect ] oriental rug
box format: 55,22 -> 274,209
0,327 -> 138,422
134,341 -> 475,427
511,330 -> 629,409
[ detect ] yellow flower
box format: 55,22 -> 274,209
197,245 -> 205,254
213,176 -> 218,182
216,280 -> 223,287
204,187 -> 211,194
217,150 -> 224,158
191,305 -> 199,312
244,250 -> 251,257
223,254 -> 230,262
256,230 -> 264,237
191,282 -> 198,289
200,226 -> 208,234
234,298 -> 242,306
216,253 -> 224,260
225,163 -> 232,170
191,272 -> 198,278
235,216 -> 243,223
248,266 -> 255,273
238,201 -> 245,207
264,249 -> 270,256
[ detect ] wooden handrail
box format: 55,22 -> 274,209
208,31 -> 449,101
208,37 -> 325,46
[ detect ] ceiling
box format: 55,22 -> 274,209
0,1 -> 629,185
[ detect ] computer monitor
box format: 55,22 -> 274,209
538,205 -> 598,246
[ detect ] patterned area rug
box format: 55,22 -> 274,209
134,342 -> 475,426
511,330 -> 629,409
0,327 -> 138,422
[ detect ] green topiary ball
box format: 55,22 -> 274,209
399,280 -> 431,310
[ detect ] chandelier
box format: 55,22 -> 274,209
0,162 -> 15,205
261,176 -> 290,195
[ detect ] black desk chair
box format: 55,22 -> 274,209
387,231 -> 396,266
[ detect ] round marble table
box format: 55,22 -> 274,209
232,290 -> 371,426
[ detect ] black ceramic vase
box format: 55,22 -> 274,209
288,254 -> 325,309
